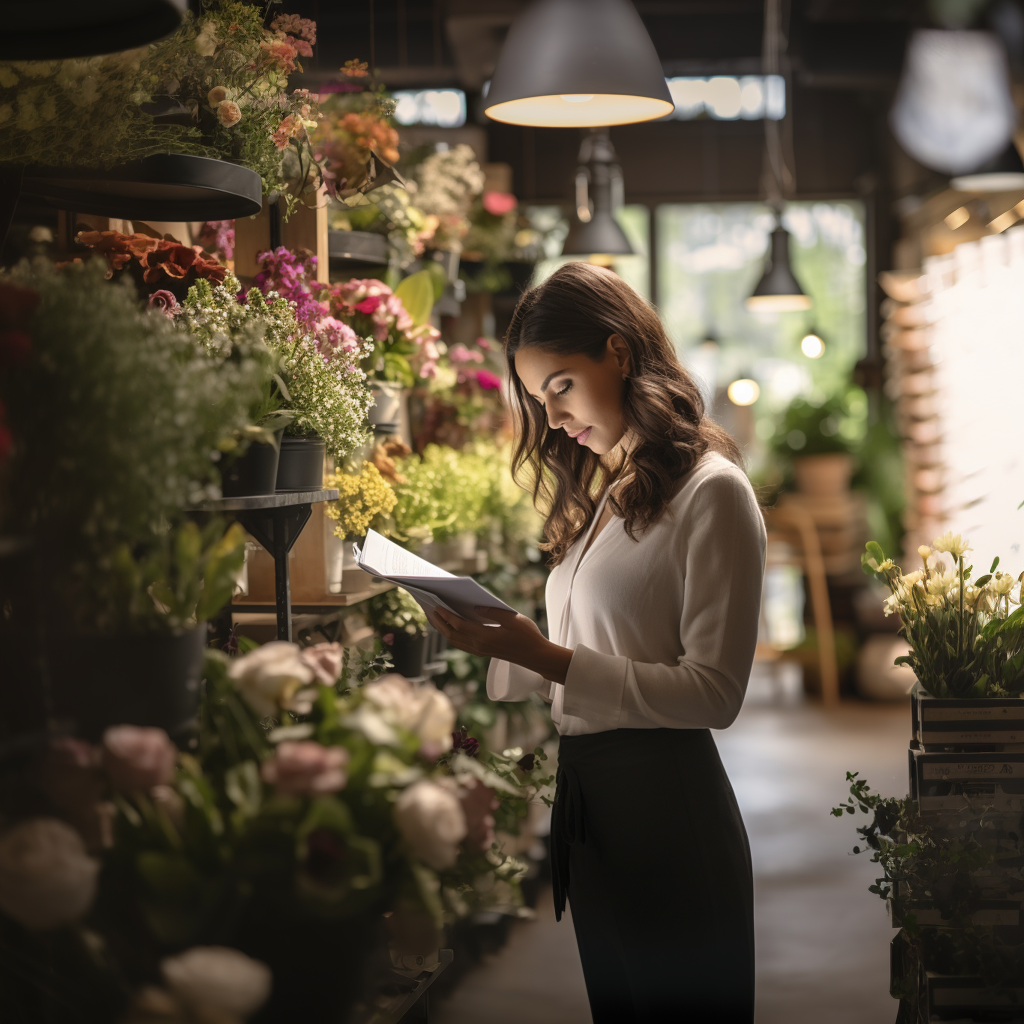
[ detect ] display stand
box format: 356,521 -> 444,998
186,490 -> 337,642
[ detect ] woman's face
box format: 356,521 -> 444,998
514,335 -> 631,456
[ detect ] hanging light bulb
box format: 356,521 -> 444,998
728,378 -> 760,406
745,222 -> 812,312
951,140 -> 1024,191
800,329 -> 825,358
484,0 -> 674,128
562,130 -> 634,260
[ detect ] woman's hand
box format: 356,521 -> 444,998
427,606 -> 574,685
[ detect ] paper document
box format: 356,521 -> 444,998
354,529 -> 516,625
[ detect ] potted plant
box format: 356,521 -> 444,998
0,260 -> 257,740
323,460 -> 397,593
367,586 -> 433,677
181,269 -> 375,491
773,388 -> 866,497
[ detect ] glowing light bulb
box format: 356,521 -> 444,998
728,378 -> 760,406
560,94 -> 595,103
800,332 -> 825,358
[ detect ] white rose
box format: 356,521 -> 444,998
228,642 -> 315,719
0,819 -> 99,930
161,946 -> 271,1017
193,23 -> 220,57
394,780 -> 467,870
362,674 -> 456,755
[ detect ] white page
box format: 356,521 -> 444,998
358,529 -> 454,579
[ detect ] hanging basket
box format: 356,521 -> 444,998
21,154 -> 263,221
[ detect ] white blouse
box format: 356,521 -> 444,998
486,451 -> 767,735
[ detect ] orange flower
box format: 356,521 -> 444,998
261,36 -> 299,74
342,59 -> 369,78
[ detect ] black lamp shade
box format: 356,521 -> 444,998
746,226 -> 812,312
484,0 -> 674,128
562,209 -> 634,257
951,141 -> 1024,192
1,0 -> 186,60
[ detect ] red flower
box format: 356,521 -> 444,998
354,295 -> 382,315
482,191 -> 518,216
0,329 -> 31,366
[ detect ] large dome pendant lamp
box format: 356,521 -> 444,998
0,0 -> 186,60
483,0 -> 674,128
745,0 -> 811,313
951,139 -> 1024,192
562,130 -> 634,262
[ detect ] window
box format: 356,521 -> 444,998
391,89 -> 467,128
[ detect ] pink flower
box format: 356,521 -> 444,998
207,86 -> 228,106
474,369 -> 502,391
217,100 -> 242,127
271,13 -> 317,44
355,295 -> 382,315
314,316 -> 360,362
299,642 -> 344,685
101,726 -> 176,792
448,343 -> 483,365
482,191 -> 518,216
476,336 -> 493,351
272,113 -> 304,151
147,290 -> 179,317
261,742 -> 349,796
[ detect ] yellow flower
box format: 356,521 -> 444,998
989,572 -> 1016,596
932,532 -> 971,559
325,462 -> 397,538
918,544 -> 931,562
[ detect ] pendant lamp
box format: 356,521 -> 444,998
562,131 -> 633,258
745,223 -> 812,313
1,0 -> 186,60
484,0 -> 674,128
951,140 -> 1024,191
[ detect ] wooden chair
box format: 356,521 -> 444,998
761,504 -> 840,706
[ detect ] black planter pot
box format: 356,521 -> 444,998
388,630 -> 429,678
221,436 -> 282,497
275,435 -> 326,492
46,626 -> 206,743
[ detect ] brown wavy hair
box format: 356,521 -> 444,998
504,262 -> 742,566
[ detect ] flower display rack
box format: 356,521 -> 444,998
21,154 -> 263,221
186,489 -> 337,642
892,686 -> 1024,1022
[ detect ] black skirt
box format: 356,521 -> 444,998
551,728 -> 754,1023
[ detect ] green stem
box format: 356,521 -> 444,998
959,554 -> 965,663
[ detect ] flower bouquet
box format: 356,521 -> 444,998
0,640 -> 552,1021
863,533 -> 1024,698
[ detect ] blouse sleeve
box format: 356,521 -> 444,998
486,657 -> 549,702
560,468 -> 766,731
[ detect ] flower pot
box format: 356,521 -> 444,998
367,381 -> 403,426
388,630 -> 429,678
325,527 -> 374,595
221,436 -> 282,497
276,435 -> 326,492
46,625 -> 207,743
327,229 -> 389,266
793,453 -> 854,497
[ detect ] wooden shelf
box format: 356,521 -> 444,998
231,578 -> 396,614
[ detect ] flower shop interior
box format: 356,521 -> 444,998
4,1 -> 1024,1022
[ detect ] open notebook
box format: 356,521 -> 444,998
354,529 -> 515,625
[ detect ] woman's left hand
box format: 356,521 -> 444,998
426,606 -> 573,684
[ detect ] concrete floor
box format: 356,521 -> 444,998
433,677 -> 910,1024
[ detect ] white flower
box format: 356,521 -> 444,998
207,85 -> 229,106
393,780 -> 467,870
362,674 -> 456,755
0,819 -> 99,930
989,572 -> 1016,596
901,569 -> 925,587
918,545 -> 932,561
161,946 -> 271,1017
932,532 -> 971,559
193,23 -> 220,57
228,642 -> 315,719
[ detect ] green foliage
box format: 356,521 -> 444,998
773,386 -> 867,457
366,587 -> 429,636
393,270 -> 434,328
0,260 -> 260,632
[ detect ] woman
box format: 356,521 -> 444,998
427,262 -> 765,1022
